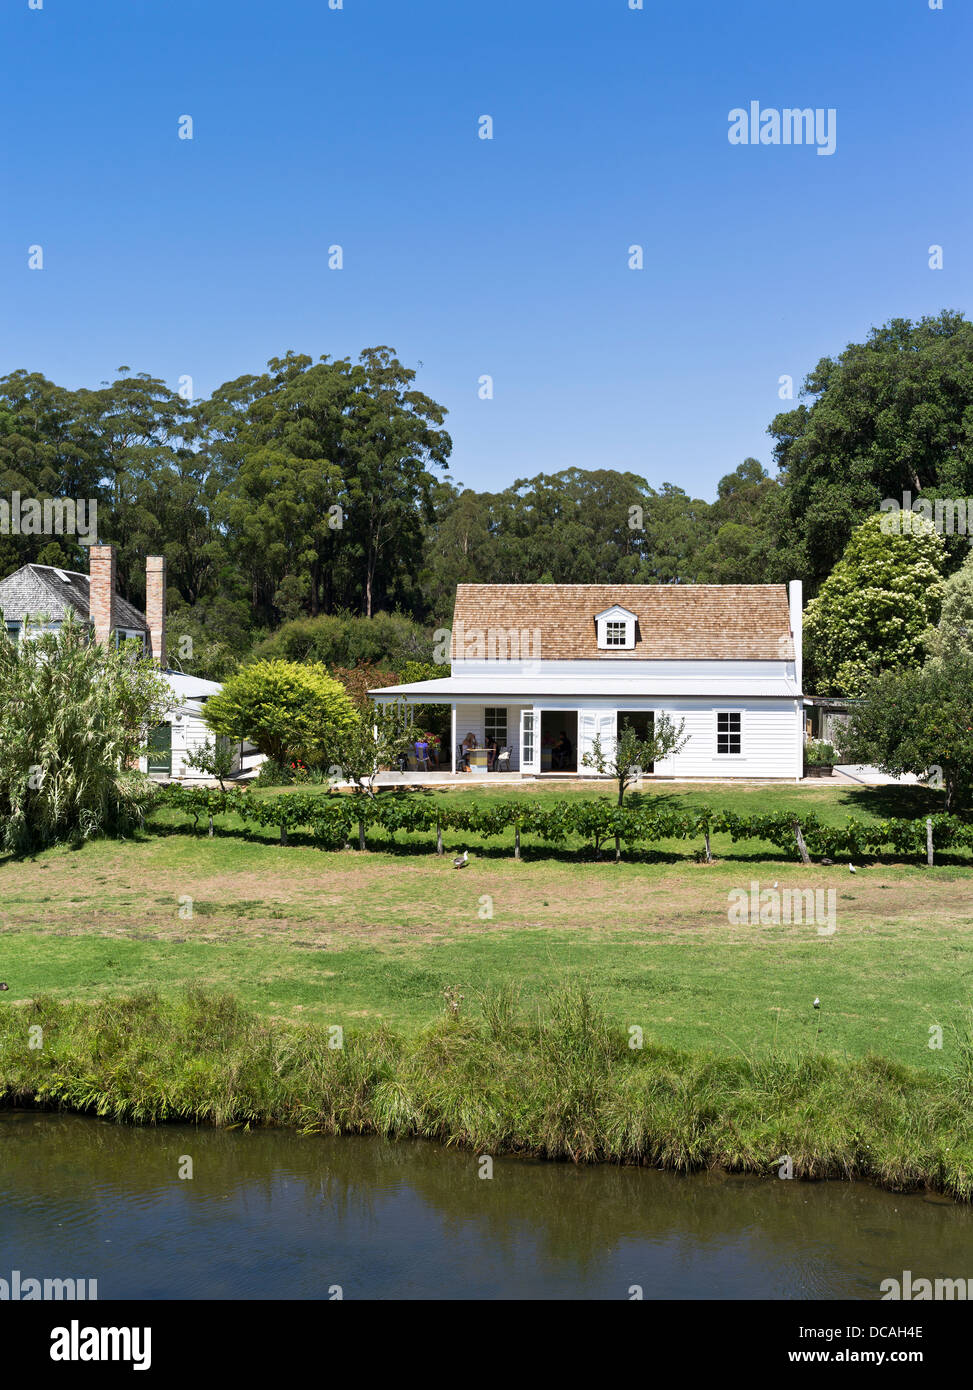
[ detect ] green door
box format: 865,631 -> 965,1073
147,723 -> 172,776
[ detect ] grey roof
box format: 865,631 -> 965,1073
0,564 -> 148,632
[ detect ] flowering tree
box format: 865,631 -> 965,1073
804,512 -> 947,695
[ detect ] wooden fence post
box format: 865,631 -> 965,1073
436,815 -> 444,856
280,824 -> 287,846
926,817 -> 934,867
514,824 -> 521,860
704,828 -> 712,863
792,819 -> 810,865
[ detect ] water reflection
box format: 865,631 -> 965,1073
1,1113 -> 968,1300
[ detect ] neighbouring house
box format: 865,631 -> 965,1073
370,582 -> 805,779
0,545 -> 228,782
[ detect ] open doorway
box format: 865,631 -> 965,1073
540,710 -> 578,772
618,710 -> 654,773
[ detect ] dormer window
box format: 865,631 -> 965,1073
595,605 -> 637,651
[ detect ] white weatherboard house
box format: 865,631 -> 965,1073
0,546 -> 222,782
371,582 -> 805,779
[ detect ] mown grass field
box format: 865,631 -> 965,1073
2,780 -> 971,1077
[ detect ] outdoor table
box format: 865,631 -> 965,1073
468,748 -> 489,774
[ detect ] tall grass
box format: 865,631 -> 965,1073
1,987 -> 971,1199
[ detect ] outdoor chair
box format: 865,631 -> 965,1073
494,747 -> 511,772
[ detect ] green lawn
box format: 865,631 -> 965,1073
5,778 -> 971,1195
2,781 -> 971,1076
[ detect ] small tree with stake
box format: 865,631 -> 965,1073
183,736 -> 235,791
582,717 -> 689,807
325,706 -> 413,848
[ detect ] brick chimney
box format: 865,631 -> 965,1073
145,555 -> 166,667
89,545 -> 117,648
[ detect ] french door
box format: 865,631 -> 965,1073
519,708 -> 537,774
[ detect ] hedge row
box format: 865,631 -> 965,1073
152,785 -> 973,863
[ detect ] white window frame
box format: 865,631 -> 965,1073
716,710 -> 743,757
595,606 -> 637,651
484,707 -> 508,746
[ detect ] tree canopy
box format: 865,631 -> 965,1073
4,313 -> 973,693
770,311 -> 973,593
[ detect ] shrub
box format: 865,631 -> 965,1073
0,615 -> 170,851
203,659 -> 356,764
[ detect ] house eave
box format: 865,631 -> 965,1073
370,677 -> 803,700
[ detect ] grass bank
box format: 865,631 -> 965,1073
3,988 -> 972,1200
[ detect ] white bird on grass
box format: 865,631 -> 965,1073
813,997 -> 820,1009
848,863 -> 856,874
452,851 -> 468,869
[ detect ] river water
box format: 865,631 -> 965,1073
1,1112 -> 968,1299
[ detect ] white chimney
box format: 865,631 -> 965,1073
788,580 -> 803,692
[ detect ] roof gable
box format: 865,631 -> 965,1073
593,604 -> 637,622
452,584 -> 794,661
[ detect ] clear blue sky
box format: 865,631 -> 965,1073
2,0 -> 969,499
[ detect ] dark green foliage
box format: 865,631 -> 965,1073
841,654 -> 973,812
770,312 -> 973,594
248,611 -> 435,669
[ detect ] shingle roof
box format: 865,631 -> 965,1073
452,584 -> 794,661
27,565 -> 148,633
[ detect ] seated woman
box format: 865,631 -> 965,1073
551,730 -> 573,771
460,732 -> 478,771
485,736 -> 499,770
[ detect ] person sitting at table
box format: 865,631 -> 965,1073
460,732 -> 477,771
486,736 -> 499,771
414,737 -> 430,771
551,730 -> 572,770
